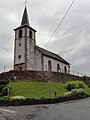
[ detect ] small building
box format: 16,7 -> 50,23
14,6 -> 70,73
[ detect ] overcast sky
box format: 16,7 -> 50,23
0,0 -> 90,75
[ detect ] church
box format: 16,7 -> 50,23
14,6 -> 70,74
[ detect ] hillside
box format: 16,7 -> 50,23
10,82 -> 67,99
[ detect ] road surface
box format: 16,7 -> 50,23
0,98 -> 90,120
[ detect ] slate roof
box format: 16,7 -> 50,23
14,24 -> 37,32
14,6 -> 37,32
35,46 -> 70,65
21,6 -> 30,26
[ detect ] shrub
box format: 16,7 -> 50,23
64,91 -> 73,97
40,97 -> 45,100
77,81 -> 85,89
71,88 -> 86,95
64,88 -> 86,97
0,85 -> 6,92
10,96 -> 26,101
66,81 -> 86,91
71,88 -> 86,97
0,93 -> 2,97
88,84 -> 90,88
66,82 -> 77,91
1,87 -> 8,96
0,80 -> 9,85
0,96 -> 10,101
82,76 -> 87,80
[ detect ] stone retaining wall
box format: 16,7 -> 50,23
0,70 -> 89,84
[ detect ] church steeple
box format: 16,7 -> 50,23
21,6 -> 30,26
14,4 -> 37,71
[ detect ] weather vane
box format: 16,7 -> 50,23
24,0 -> 28,6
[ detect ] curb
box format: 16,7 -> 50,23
0,95 -> 89,106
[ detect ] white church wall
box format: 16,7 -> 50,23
34,49 -> 42,71
15,38 -> 25,64
27,38 -> 35,70
43,56 -> 69,73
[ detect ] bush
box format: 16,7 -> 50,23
64,91 -> 73,97
82,76 -> 87,80
88,84 -> 90,88
77,82 -> 85,89
64,88 -> 86,97
40,97 -> 45,100
0,80 -> 9,85
71,88 -> 86,95
0,93 -> 2,97
10,96 -> 26,101
1,87 -> 8,96
0,80 -> 9,93
0,96 -> 10,101
66,81 -> 86,91
0,85 -> 6,92
0,84 -> 11,96
66,82 -> 77,91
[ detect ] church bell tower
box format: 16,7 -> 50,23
14,6 -> 37,71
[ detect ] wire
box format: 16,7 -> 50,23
35,0 -> 75,57
44,0 -> 75,48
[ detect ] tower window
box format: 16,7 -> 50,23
19,43 -> 21,47
19,30 -> 22,38
29,30 -> 32,39
18,55 -> 21,60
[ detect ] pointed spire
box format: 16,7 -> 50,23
21,6 -> 30,26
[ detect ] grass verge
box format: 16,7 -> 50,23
10,82 -> 67,99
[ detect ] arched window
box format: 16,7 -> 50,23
57,64 -> 60,72
29,30 -> 32,39
48,60 -> 52,72
19,30 -> 22,38
64,66 -> 67,73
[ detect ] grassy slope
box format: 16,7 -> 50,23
10,82 -> 67,99
10,81 -> 90,99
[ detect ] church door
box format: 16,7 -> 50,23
18,67 -> 22,71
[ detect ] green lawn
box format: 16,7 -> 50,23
10,82 -> 67,99
10,81 -> 90,99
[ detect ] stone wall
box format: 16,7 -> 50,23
0,70 -> 89,84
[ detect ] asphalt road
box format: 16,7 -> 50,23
0,98 -> 90,120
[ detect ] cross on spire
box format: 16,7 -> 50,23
24,0 -> 28,6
